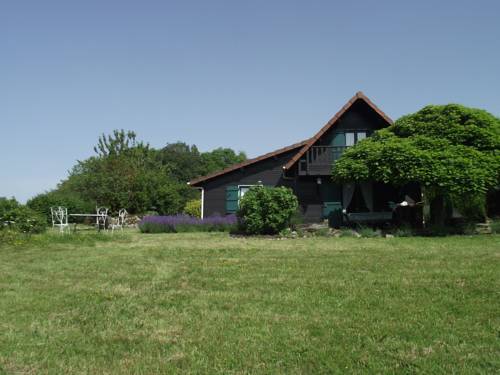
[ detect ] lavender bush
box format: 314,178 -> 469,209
139,214 -> 237,233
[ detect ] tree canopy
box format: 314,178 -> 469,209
28,132 -> 247,217
157,142 -> 246,182
332,104 -> 500,220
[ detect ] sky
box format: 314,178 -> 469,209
1,0 -> 500,202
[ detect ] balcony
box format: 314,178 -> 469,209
298,146 -> 347,176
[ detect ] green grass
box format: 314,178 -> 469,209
1,231 -> 499,374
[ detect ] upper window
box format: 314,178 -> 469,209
345,131 -> 367,146
357,132 -> 367,141
345,132 -> 356,146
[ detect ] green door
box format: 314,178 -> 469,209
320,181 -> 342,226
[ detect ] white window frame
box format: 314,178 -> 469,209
345,130 -> 369,146
345,132 -> 356,147
356,131 -> 367,142
238,184 -> 257,204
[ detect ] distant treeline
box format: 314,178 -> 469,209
27,130 -> 246,219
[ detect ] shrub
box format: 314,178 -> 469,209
27,190 -> 93,224
138,214 -> 237,233
237,186 -> 299,235
183,199 -> 201,218
0,198 -> 47,234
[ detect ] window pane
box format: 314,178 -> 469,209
331,132 -> 345,147
357,132 -> 367,142
345,132 -> 355,146
239,187 -> 250,198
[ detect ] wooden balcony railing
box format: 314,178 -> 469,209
298,146 -> 347,175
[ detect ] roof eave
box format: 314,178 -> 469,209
188,139 -> 309,186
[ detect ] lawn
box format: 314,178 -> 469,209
0,232 -> 499,374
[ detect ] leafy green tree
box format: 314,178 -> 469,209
94,129 -> 147,157
62,146 -> 188,214
28,131 -> 248,216
157,142 -> 203,182
200,148 -> 247,175
332,104 -> 500,224
158,142 -> 247,182
0,197 -> 20,216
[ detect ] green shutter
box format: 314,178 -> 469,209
225,186 -> 239,214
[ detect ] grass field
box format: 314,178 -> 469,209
1,231 -> 499,374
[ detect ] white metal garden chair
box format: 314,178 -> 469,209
110,209 -> 127,233
96,207 -> 109,231
50,207 -> 57,228
51,206 -> 70,233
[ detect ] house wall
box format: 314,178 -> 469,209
292,176 -> 334,223
198,149 -> 332,222
198,150 -> 296,217
195,99 -> 393,223
319,100 -> 388,145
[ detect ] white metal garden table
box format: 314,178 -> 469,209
69,213 -> 108,232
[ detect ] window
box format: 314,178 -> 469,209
357,132 -> 366,141
345,132 -> 356,146
239,185 -> 257,201
345,131 -> 367,147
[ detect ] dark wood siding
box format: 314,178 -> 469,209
199,150 -> 296,217
195,98 -> 392,223
319,100 -> 387,146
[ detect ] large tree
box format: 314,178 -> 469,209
59,133 -> 191,214
35,134 -> 248,216
332,104 -> 500,224
158,142 -> 247,182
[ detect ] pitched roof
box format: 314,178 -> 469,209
283,91 -> 393,170
188,139 -> 309,186
188,92 -> 392,186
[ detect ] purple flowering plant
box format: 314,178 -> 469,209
139,214 -> 237,233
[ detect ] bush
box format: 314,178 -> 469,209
183,199 -> 201,218
0,198 -> 47,234
237,186 -> 299,235
27,190 -> 93,224
138,214 -> 237,233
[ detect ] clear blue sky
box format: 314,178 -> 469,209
1,0 -> 499,202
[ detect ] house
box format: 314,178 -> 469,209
188,92 -> 419,225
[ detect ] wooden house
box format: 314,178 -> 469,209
189,92 -> 417,224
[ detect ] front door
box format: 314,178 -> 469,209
320,181 -> 342,224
